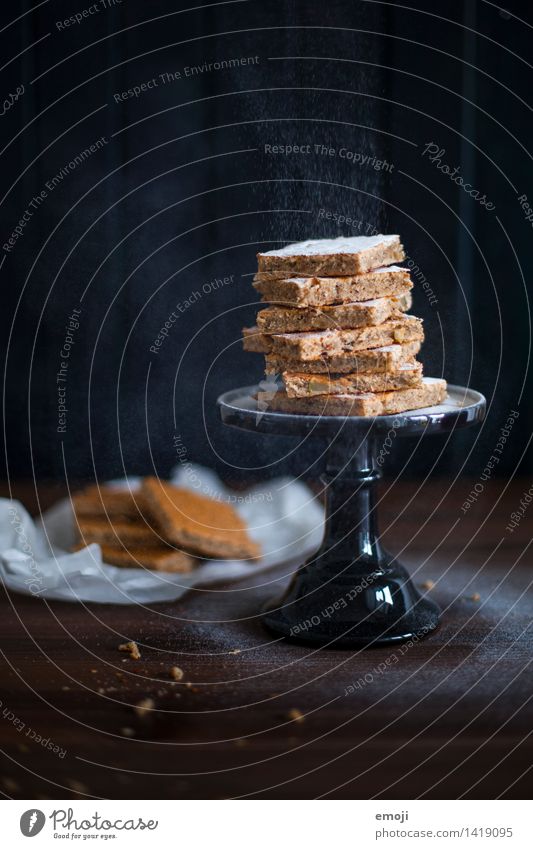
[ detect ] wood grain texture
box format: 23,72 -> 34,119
0,479 -> 531,800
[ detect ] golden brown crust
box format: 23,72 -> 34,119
99,544 -> 196,573
257,378 -> 447,416
264,342 -> 421,374
256,297 -> 406,334
283,363 -> 423,397
269,315 -> 424,360
76,517 -> 162,548
257,236 -> 404,276
253,268 -> 412,307
72,486 -> 145,520
140,477 -> 261,560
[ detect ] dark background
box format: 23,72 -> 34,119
1,0 -> 531,484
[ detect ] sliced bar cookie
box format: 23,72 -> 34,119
72,485 -> 144,520
76,517 -> 163,548
256,295 -> 409,334
283,362 -> 423,397
268,315 -> 424,360
141,477 -> 261,560
257,378 -> 447,417
253,266 -> 412,307
257,235 -> 404,276
264,342 -> 421,374
74,542 -> 197,573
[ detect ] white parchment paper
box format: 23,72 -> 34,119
0,465 -> 324,604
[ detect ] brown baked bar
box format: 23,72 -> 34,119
141,477 -> 261,560
256,295 -> 409,334
99,544 -> 196,573
253,266 -> 412,306
264,342 -> 421,375
257,235 -> 404,276
76,517 -> 163,548
269,315 -> 424,360
72,485 -> 144,520
283,362 -> 423,397
257,378 -> 447,417
75,542 -> 196,573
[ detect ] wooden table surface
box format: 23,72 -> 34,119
0,478 -> 531,800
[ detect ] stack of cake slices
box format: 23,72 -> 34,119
243,235 -> 447,416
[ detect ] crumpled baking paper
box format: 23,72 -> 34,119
0,465 -> 324,604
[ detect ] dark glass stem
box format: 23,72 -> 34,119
261,432 -> 440,646
314,436 -> 386,574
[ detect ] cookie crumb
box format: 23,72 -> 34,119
119,641 -> 141,660
170,666 -> 184,681
421,580 -> 435,590
134,698 -> 155,718
120,727 -> 136,737
1,777 -> 20,793
287,708 -> 305,722
470,592 -> 481,602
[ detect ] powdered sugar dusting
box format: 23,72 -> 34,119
260,235 -> 399,258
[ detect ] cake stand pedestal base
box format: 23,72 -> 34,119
262,439 -> 440,647
218,384 -> 485,648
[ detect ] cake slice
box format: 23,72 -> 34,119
74,542 -> 196,573
141,477 -> 260,560
257,378 -> 447,417
268,315 -> 424,360
257,235 -> 404,276
283,362 -> 423,397
256,295 -> 409,334
76,516 -> 163,548
253,266 -> 412,306
264,342 -> 421,374
72,485 -> 144,520
99,544 -> 196,573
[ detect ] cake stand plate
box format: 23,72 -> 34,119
218,384 -> 486,648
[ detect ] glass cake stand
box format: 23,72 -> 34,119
217,384 -> 486,648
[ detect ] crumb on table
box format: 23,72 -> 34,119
134,698 -> 155,718
287,708 -> 305,722
119,641 -> 141,660
170,666 -> 184,681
